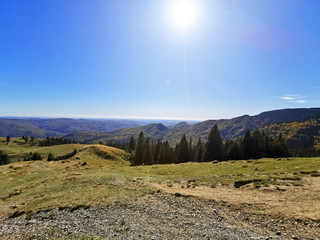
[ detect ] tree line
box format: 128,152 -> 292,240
130,124 -> 289,166
39,137 -> 75,146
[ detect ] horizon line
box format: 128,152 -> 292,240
1,107 -> 318,122
0,114 -> 207,122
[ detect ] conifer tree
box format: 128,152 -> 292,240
205,124 -> 224,161
196,137 -> 204,162
129,136 -> 136,152
153,140 -> 161,164
274,133 -> 289,157
242,129 -> 252,159
177,134 -> 190,163
225,140 -> 241,160
144,137 -> 153,165
134,131 -> 145,165
162,141 -> 172,164
251,130 -> 264,159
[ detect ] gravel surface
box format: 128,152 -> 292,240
0,192 -> 317,240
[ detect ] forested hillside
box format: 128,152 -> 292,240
0,118 -> 142,137
262,118 -> 320,150
65,108 -> 320,145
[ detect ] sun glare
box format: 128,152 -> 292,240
169,0 -> 200,31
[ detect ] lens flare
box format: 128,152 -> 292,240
169,0 -> 200,31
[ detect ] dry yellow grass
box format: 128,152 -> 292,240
151,176 -> 320,220
1,142 -> 320,222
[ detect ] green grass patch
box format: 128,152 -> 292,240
1,143 -> 320,217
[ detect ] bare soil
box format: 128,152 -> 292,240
151,176 -> 320,220
1,186 -> 320,240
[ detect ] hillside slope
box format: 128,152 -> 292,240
0,119 -> 53,138
0,118 -> 142,137
65,108 -> 320,144
262,118 -> 320,150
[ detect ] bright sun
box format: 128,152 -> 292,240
169,0 -> 200,31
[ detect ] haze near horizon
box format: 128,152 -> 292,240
1,0 -> 319,120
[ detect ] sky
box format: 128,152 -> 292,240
0,0 -> 320,120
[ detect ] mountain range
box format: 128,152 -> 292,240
1,108 -> 320,150
64,108 -> 320,148
0,118 -> 143,138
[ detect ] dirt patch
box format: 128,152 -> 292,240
0,192 -> 283,240
151,176 -> 320,221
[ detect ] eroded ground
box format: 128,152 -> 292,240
151,176 -> 320,221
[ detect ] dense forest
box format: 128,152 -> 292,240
129,124 -> 290,166
2,118 -> 319,166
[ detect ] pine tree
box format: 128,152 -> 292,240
274,133 -> 289,157
134,131 -> 145,165
162,141 -> 173,164
177,134 -> 190,163
129,136 -> 136,152
251,130 -> 264,159
242,129 -> 252,160
196,137 -> 204,162
225,140 -> 241,160
205,124 -> 224,161
153,140 -> 161,164
144,137 -> 153,165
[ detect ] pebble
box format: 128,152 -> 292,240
0,193 -> 318,240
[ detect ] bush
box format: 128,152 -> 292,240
0,150 -> 9,165
24,152 -> 42,161
52,148 -> 78,161
31,152 -> 42,160
47,152 -> 55,161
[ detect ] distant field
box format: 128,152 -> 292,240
0,137 -> 84,162
1,140 -> 320,221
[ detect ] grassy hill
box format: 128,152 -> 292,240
1,140 -> 320,221
65,108 -> 320,145
0,137 -> 84,162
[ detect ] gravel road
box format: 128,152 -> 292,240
0,192 -> 318,240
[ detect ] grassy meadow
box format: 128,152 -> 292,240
1,138 -> 320,219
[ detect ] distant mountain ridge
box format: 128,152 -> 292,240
64,108 -> 320,145
0,118 -> 143,137
0,118 -> 198,138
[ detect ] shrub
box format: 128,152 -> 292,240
0,150 -> 9,165
47,152 -> 55,161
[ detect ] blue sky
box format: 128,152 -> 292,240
0,0 -> 319,120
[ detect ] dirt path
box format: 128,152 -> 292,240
1,191 -> 319,240
0,192 -> 279,240
151,176 -> 320,221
